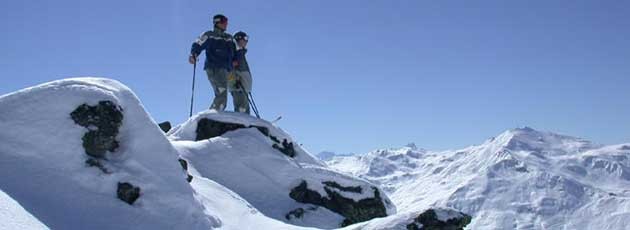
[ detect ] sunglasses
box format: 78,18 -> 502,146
237,36 -> 249,42
213,18 -> 228,24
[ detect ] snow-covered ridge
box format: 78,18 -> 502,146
168,111 -> 396,228
328,127 -> 630,229
488,126 -> 600,155
3,78 -> 471,230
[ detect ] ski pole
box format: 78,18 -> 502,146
248,90 -> 261,118
189,61 -> 197,117
236,80 -> 261,118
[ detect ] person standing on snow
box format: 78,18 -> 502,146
229,31 -> 252,114
189,14 -> 236,111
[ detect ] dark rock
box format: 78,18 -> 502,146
252,125 -> 270,136
86,158 -> 110,174
178,158 -> 189,170
195,118 -> 246,141
158,121 -> 172,133
117,182 -> 141,205
406,209 -> 472,230
178,158 -> 193,183
269,135 -> 281,144
272,139 -> 296,158
285,208 -> 305,220
195,118 -> 298,158
81,131 -> 119,158
71,101 -> 123,158
289,180 -> 388,227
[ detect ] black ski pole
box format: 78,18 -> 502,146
236,80 -> 261,118
189,61 -> 197,117
248,91 -> 261,118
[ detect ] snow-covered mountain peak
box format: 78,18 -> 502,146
328,127 -> 630,229
486,127 -> 598,156
404,142 -> 418,150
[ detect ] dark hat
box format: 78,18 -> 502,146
234,31 -> 249,41
213,14 -> 228,24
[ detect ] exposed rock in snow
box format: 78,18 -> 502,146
289,180 -> 388,226
70,100 -> 124,158
116,182 -> 141,205
328,127 -> 630,229
405,209 -> 471,230
342,207 -> 471,230
0,78 -> 217,229
194,117 -> 298,158
168,111 -> 396,228
158,121 -> 172,133
178,158 -> 194,182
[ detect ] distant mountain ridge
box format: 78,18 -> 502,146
327,127 -> 630,229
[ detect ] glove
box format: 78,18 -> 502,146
188,55 -> 197,64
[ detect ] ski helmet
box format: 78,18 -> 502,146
234,31 -> 249,41
213,14 -> 228,25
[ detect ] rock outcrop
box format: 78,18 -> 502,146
289,180 -> 388,226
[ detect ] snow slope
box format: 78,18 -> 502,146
168,111 -> 396,229
328,127 -> 630,229
0,78 -> 216,229
0,189 -> 48,230
3,77 -> 442,230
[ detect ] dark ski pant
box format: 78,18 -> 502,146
206,68 -> 252,114
228,71 -> 252,114
206,68 -> 229,111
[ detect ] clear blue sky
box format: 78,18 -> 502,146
2,0 -> 629,154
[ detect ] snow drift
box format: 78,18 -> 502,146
0,78 -> 216,229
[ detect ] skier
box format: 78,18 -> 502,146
229,31 -> 252,114
189,14 -> 235,111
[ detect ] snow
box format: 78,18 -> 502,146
341,207 -> 466,230
188,172 -> 313,229
168,110 -> 322,166
328,127 -> 630,229
433,208 -> 467,222
6,77 -> 627,229
169,111 -> 396,228
0,78 -> 216,229
0,189 -> 48,230
0,77 -> 408,230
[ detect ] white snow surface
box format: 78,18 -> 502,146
168,111 -> 396,228
328,127 -> 630,229
0,77 -> 409,230
0,189 -> 48,230
0,78 -> 216,229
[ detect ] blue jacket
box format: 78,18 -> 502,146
191,28 -> 235,71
